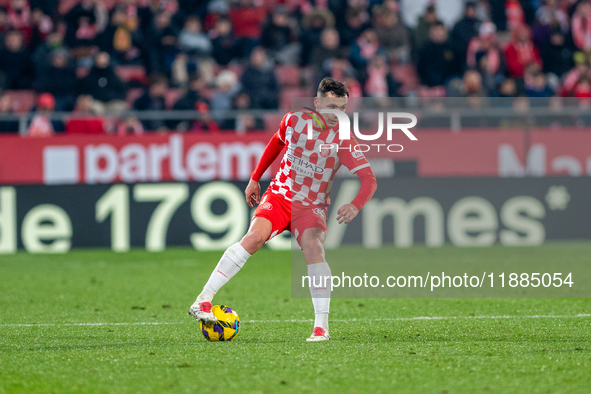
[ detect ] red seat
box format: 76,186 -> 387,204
6,90 -> 36,113
66,117 -> 105,134
279,87 -> 313,110
276,65 -> 300,87
418,86 -> 447,98
115,65 -> 148,85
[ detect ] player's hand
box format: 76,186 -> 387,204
336,204 -> 358,224
245,179 -> 261,208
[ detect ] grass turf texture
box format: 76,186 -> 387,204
1,244 -> 590,393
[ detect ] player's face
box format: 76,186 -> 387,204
314,93 -> 348,128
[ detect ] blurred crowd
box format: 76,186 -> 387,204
0,0 -> 590,134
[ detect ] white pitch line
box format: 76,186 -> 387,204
0,322 -> 183,327
0,314 -> 589,327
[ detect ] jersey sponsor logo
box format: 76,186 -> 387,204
260,202 -> 273,210
287,153 -> 325,177
312,207 -> 327,220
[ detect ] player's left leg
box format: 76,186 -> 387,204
299,227 -> 332,341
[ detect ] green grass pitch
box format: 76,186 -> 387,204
1,244 -> 590,393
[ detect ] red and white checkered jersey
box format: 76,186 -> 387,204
268,111 -> 371,206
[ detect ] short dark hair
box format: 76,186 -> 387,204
317,77 -> 349,97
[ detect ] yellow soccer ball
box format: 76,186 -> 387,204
200,305 -> 240,342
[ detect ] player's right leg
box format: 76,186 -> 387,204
189,217 -> 273,322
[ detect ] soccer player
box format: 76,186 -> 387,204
189,77 -> 377,341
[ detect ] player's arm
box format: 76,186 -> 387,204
245,121 -> 287,207
335,140 -> 377,224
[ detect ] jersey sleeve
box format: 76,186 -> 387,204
350,167 -> 377,210
250,115 -> 289,181
338,138 -> 371,174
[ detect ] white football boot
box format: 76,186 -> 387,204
306,327 -> 331,341
188,301 -> 217,322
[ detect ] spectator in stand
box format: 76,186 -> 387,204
540,28 -> 573,78
116,0 -> 141,31
174,74 -> 207,111
230,91 -> 265,133
133,74 -> 168,131
261,6 -> 299,65
146,11 -> 178,75
7,0 -> 32,44
504,24 -> 542,80
0,93 -> 19,134
178,16 -> 211,58
498,78 -> 518,97
116,116 -> 144,136
574,76 -> 591,103
448,68 -> 485,97
31,0 -> 59,17
451,1 -> 480,71
311,28 -> 342,72
211,17 -> 240,66
192,101 -> 220,133
532,0 -> 569,50
300,7 -> 335,66
362,54 -> 403,97
339,7 -> 370,47
177,16 -> 214,85
228,0 -> 267,56
29,7 -> 54,52
526,71 -> 554,99
350,28 -> 387,72
66,95 -> 105,134
98,6 -> 142,65
316,54 -> 358,87
0,30 -> 34,89
241,47 -> 279,109
211,69 -> 240,128
64,0 -> 107,60
505,0 -> 525,32
536,0 -> 569,33
31,30 -> 64,77
79,51 -> 128,114
474,50 -> 505,95
373,6 -> 410,63
171,74 -> 208,131
36,48 -> 77,111
201,0 -> 229,32
467,22 -> 506,93
414,5 -> 439,51
561,52 -> 591,96
417,21 -> 457,88
463,69 -> 484,96
0,6 -> 9,34
571,1 -> 591,52
28,93 -> 64,136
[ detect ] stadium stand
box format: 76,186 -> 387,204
0,0 -> 589,134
